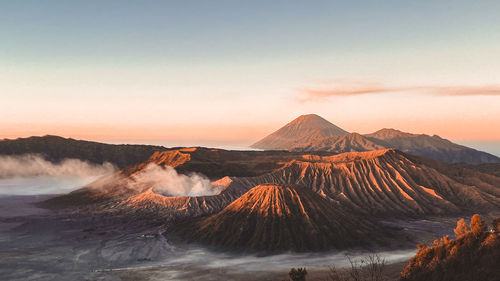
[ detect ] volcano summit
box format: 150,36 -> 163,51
252,114 -> 500,164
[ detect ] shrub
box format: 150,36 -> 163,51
289,267 -> 307,281
454,218 -> 468,237
470,214 -> 486,234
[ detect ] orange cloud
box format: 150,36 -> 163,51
299,81 -> 500,101
298,81 -> 401,101
430,85 -> 500,96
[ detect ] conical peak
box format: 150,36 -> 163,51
251,114 -> 349,149
295,114 -> 325,120
288,114 -> 337,128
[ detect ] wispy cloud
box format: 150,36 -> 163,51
298,81 -> 500,102
430,85 -> 500,96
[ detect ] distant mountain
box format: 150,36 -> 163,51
292,132 -> 387,152
252,115 -> 500,164
365,128 -> 415,139
0,135 -> 166,168
365,128 -> 500,164
251,114 -> 349,150
170,184 -> 404,252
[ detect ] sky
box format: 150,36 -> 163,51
1,1 -> 500,154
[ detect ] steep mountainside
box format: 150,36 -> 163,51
251,114 -> 349,150
232,150 -> 500,217
170,184 -> 406,252
0,135 -> 166,168
251,115 -> 500,164
291,132 -> 387,152
48,148 -> 500,221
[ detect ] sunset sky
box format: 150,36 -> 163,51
1,1 -> 499,155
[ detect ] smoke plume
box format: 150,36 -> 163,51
0,154 -> 116,178
130,164 -> 223,197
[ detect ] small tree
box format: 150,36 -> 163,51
470,214 -> 486,234
289,267 -> 307,281
364,254 -> 386,281
454,218 -> 468,237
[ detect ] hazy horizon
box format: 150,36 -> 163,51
3,133 -> 500,158
1,1 -> 499,150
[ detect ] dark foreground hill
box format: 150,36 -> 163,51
0,135 -> 166,168
170,184 -> 407,252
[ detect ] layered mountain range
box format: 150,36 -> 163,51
4,129 -> 498,253
45,145 -> 500,252
251,114 -> 500,164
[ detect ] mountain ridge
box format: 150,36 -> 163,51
251,115 -> 500,164
44,147 -> 500,253
48,148 -> 500,219
0,135 -> 166,168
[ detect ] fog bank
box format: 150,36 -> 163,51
0,154 -> 116,178
0,176 -> 102,196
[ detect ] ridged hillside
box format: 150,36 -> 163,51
292,133 -> 387,152
234,150 -> 500,217
171,184 -> 405,252
48,149 -> 500,221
